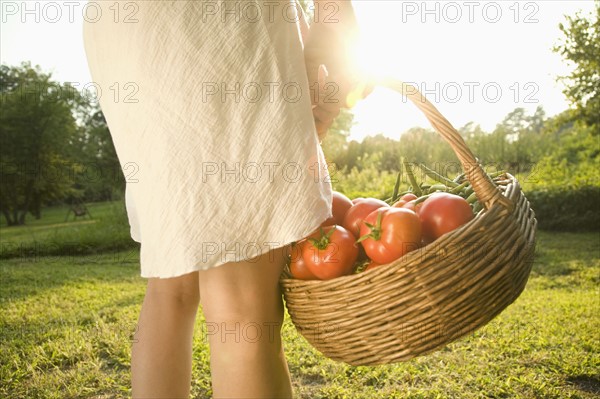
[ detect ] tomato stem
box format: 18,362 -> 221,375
309,225 -> 337,250
356,211 -> 383,243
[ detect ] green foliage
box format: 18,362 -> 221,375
0,62 -> 125,226
466,107 -> 548,168
321,108 -> 355,168
513,114 -> 600,231
0,62 -> 80,225
331,161 -> 398,200
526,185 -> 600,231
69,108 -> 125,203
554,1 -> 600,129
0,63 -> 124,225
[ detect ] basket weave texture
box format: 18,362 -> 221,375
280,79 -> 537,366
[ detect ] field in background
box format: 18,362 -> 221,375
0,201 -> 137,259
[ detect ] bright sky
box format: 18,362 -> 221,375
1,1 -> 595,142
349,0 -> 596,141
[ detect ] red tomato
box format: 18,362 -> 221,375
401,201 -> 416,212
321,191 -> 354,227
419,192 -> 474,243
397,200 -> 423,214
392,200 -> 406,208
303,225 -> 359,280
401,193 -> 418,202
392,194 -> 417,208
289,241 -> 317,280
342,198 -> 389,238
352,197 -> 365,204
358,207 -> 422,264
414,202 -> 424,215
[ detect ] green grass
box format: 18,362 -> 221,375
1,229 -> 598,398
0,201 -> 138,259
0,200 -> 125,228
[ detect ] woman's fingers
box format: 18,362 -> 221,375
312,102 -> 340,141
313,103 -> 340,125
313,107 -> 340,130
311,64 -> 329,106
317,76 -> 359,110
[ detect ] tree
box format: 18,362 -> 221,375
554,1 -> 599,130
0,62 -> 79,225
321,108 -> 354,171
69,106 -> 124,203
458,122 -> 486,141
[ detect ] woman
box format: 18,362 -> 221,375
83,0 -> 362,397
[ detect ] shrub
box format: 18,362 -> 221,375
526,185 -> 600,231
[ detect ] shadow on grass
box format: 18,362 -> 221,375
566,375 -> 600,395
531,231 -> 600,277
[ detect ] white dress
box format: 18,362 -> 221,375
82,0 -> 332,278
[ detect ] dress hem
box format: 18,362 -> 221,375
138,206 -> 333,279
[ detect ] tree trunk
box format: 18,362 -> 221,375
12,208 -> 19,225
2,208 -> 16,226
18,182 -> 34,225
18,210 -> 26,225
32,192 -> 42,219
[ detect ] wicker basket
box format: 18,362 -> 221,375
279,78 -> 537,366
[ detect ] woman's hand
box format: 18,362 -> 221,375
298,0 -> 369,141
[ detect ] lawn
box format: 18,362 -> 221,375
0,209 -> 598,397
0,201 -> 137,259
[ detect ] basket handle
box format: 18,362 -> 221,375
374,77 -> 513,211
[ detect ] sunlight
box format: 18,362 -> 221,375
342,1 -> 597,143
351,35 -> 397,83
346,2 -> 443,140
345,16 -> 430,141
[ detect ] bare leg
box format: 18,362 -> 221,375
198,245 -> 293,399
131,271 -> 200,399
